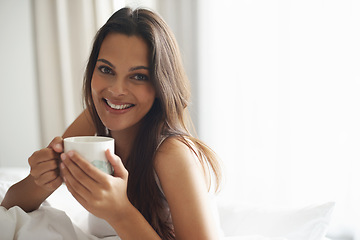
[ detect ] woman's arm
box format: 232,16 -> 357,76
0,109 -> 95,211
0,137 -> 64,211
154,137 -> 220,240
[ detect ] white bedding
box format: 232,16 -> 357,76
0,204 -> 290,240
0,168 -> 335,240
0,206 -> 117,240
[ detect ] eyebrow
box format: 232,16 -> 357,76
97,59 -> 115,68
97,59 -> 149,72
129,66 -> 150,72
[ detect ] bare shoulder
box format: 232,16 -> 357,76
153,137 -> 218,239
62,109 -> 96,138
154,136 -> 209,192
155,137 -> 194,157
154,137 -> 201,174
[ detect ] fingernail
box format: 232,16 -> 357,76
55,144 -> 62,150
60,153 -> 66,161
68,151 -> 74,157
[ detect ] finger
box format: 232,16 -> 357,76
61,152 -> 99,192
34,171 -> 59,186
48,136 -> 64,153
60,162 -> 88,205
64,178 -> 88,208
106,149 -> 128,179
43,175 -> 63,191
30,160 -> 59,178
29,148 -> 59,167
60,161 -> 92,198
34,170 -> 58,185
66,151 -> 106,183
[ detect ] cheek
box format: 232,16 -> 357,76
90,78 -> 105,113
91,75 -> 105,99
91,75 -> 100,93
145,84 -> 156,99
90,82 -> 97,103
144,87 -> 156,106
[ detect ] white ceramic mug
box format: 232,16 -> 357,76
63,136 -> 114,174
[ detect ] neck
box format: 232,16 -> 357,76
110,127 -> 138,164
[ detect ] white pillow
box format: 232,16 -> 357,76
217,201 -> 335,240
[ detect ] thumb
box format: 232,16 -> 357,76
105,149 -> 128,179
48,136 -> 64,153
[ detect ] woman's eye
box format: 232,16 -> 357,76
98,66 -> 113,75
133,74 -> 149,81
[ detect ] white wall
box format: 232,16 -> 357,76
0,0 -> 41,168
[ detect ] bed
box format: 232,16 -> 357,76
0,167 -> 335,240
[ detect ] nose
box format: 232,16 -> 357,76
108,77 -> 128,96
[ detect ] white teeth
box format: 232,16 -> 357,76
106,100 -> 132,110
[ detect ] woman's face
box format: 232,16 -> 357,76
91,33 -> 156,133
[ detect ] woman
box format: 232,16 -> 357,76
1,7 -> 222,240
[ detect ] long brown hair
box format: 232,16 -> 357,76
83,7 -> 221,239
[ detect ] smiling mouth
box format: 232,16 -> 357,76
104,99 -> 134,110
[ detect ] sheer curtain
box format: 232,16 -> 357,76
32,0 -> 195,146
197,0 -> 360,239
32,0 -> 118,145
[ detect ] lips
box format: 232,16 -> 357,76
104,99 -> 134,110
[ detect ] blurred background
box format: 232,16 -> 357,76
0,0 -> 359,239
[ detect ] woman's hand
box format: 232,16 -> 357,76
28,137 -> 64,192
60,149 -> 130,222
